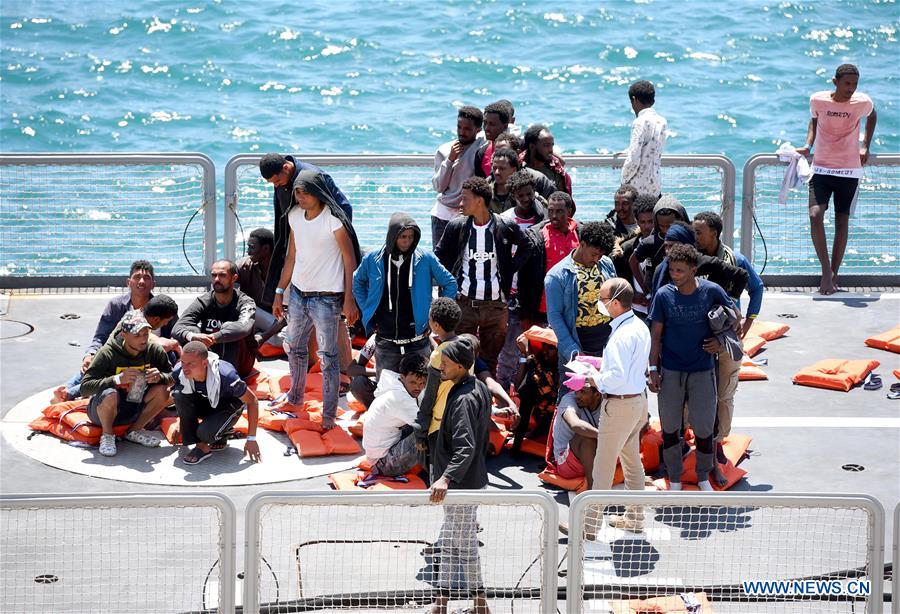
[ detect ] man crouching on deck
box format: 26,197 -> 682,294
80,312 -> 173,458
172,341 -> 261,466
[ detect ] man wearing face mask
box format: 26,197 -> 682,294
590,277 -> 652,532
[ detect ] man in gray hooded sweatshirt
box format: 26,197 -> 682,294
353,212 -> 457,376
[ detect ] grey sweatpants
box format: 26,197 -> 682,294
658,367 -> 717,484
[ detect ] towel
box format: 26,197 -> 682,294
707,306 -> 744,362
178,351 -> 223,408
776,142 -> 812,205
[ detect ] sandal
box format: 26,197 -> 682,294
887,391 -> 900,400
863,374 -> 882,391
183,446 -> 213,465
210,441 -> 228,452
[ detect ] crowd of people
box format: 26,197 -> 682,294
52,66 -> 876,613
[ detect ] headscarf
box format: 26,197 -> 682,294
291,169 -> 362,265
664,223 -> 696,246
440,337 -> 476,370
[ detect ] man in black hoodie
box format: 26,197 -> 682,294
258,153 -> 353,308
353,212 -> 457,376
427,337 -> 491,614
173,260 -> 257,378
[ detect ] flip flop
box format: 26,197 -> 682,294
776,313 -> 798,318
889,383 -> 900,393
887,391 -> 900,400
863,374 -> 882,391
183,447 -> 213,465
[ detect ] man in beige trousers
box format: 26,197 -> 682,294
590,278 -> 652,533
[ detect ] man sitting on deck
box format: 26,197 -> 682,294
172,341 -> 261,466
360,353 -> 428,480
80,312 -> 174,457
173,260 -> 257,378
237,227 -> 287,351
54,260 -> 178,402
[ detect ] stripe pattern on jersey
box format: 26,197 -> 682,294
461,221 -> 501,301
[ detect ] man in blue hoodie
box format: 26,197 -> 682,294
354,212 -> 457,376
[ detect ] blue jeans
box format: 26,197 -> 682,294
286,286 -> 343,423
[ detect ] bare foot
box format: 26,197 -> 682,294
51,386 -> 69,404
818,272 -> 835,295
831,273 -> 843,293
710,466 -> 729,489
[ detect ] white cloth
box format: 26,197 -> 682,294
289,207 -> 345,292
431,137 -> 485,221
362,370 -> 420,461
178,351 -> 222,408
776,142 -> 812,205
597,311 -> 650,395
621,107 -> 667,197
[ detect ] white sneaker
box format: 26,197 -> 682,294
98,434 -> 117,457
125,429 -> 161,448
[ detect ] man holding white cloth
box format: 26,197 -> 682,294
591,277 -> 651,533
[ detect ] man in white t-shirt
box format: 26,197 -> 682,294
272,169 -> 361,430
796,63 -> 877,295
361,353 -> 428,479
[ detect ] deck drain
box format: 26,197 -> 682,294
60,313 -> 81,320
34,574 -> 58,584
841,463 -> 865,472
0,319 -> 34,340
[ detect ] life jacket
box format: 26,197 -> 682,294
609,591 -> 713,613
29,400 -> 131,446
864,326 -> 900,353
328,469 -> 426,491
487,419 -> 509,456
793,359 -> 880,392
287,420 -> 361,457
742,335 -> 767,358
739,359 -> 768,381
523,325 -> 558,347
748,319 -> 791,341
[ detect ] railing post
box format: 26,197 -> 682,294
741,154 -> 769,263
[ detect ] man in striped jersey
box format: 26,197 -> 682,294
435,177 -> 532,376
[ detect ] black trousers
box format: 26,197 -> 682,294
174,392 -> 244,446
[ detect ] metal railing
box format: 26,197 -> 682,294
741,153 -> 900,286
223,153 -> 736,259
0,493 -> 236,613
1,491 -> 894,611
243,490 -> 559,613
568,491 -> 886,613
0,153 -> 215,288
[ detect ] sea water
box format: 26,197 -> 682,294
1,1 -> 897,275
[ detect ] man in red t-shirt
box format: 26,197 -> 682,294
796,64 -> 877,295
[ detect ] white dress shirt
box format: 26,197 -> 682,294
621,107 -> 667,197
598,310 -> 651,395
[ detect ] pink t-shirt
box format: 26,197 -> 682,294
810,91 -> 873,169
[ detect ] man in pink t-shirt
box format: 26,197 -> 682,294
796,64 -> 877,295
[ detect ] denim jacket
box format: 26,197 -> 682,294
544,252 -> 616,363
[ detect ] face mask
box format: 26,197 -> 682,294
598,287 -> 624,318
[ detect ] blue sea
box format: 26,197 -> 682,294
1,1 -> 898,276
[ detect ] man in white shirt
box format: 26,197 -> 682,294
431,106 -> 485,247
592,277 -> 651,532
619,80 -> 667,198
272,170 -> 361,431
361,354 -> 428,479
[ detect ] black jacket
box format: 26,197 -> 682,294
430,374 -> 490,489
172,289 -> 257,376
435,212 -> 532,303
518,219 -> 583,321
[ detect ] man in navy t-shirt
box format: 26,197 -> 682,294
648,244 -> 739,491
173,341 -> 261,466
